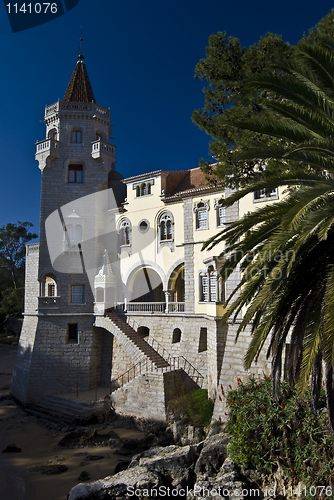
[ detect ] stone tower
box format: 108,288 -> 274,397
11,52 -> 123,403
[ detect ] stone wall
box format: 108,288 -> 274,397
12,314 -> 101,403
111,369 -> 198,422
211,322 -> 272,422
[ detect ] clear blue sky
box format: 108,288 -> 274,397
0,0 -> 333,235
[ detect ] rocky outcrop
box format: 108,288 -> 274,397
68,431 -> 266,500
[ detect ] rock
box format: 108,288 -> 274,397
28,464 -> 68,475
56,429 -> 122,449
68,465 -> 163,500
85,455 -> 105,461
114,460 -> 131,474
193,459 -> 262,500
114,433 -> 155,456
130,444 -> 199,488
2,444 -> 22,453
194,433 -> 230,478
78,471 -> 91,482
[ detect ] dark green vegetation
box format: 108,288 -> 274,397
226,378 -> 334,495
192,10 -> 334,188
197,11 -> 334,432
168,389 -> 214,427
0,222 -> 37,323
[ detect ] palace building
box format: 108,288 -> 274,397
11,54 -> 278,421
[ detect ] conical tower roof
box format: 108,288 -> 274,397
63,54 -> 95,103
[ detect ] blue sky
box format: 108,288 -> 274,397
0,0 -> 333,234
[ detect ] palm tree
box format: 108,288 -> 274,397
204,38 -> 334,430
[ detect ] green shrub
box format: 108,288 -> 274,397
225,377 -> 334,496
168,388 -> 214,427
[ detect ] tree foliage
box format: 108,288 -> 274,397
0,221 -> 37,290
192,9 -> 334,187
203,36 -> 334,431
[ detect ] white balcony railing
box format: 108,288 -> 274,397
35,138 -> 60,159
91,140 -> 115,159
127,302 -> 165,312
167,302 -> 185,313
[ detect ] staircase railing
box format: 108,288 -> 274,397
106,308 -> 170,368
110,355 -> 204,393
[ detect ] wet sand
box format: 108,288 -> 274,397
0,343 -> 144,500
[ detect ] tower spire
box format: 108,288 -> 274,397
78,30 -> 84,61
63,37 -> 95,103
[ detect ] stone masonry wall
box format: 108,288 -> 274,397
111,369 -> 198,422
183,199 -> 194,313
211,322 -> 272,422
12,314 -> 100,403
111,372 -> 166,422
123,313 -> 210,388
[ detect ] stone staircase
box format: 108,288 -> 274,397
25,395 -> 92,429
95,309 -> 170,369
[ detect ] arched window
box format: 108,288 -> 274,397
158,211 -> 174,252
141,183 -> 147,196
172,328 -> 181,343
64,215 -> 84,251
134,179 -> 154,197
43,274 -> 58,297
71,130 -> 82,143
118,218 -> 132,253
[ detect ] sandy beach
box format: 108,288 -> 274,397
0,343 -> 144,500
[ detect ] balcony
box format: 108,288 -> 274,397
35,139 -> 60,170
91,140 -> 115,160
116,302 -> 185,314
38,296 -> 60,309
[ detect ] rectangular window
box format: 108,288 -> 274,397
198,327 -> 207,353
210,275 -> 217,302
201,275 -> 209,302
48,284 -> 55,297
71,285 -> 84,304
217,206 -> 226,227
68,323 -> 78,343
254,188 -> 278,201
68,164 -> 83,183
197,210 -> 208,229
71,130 -> 82,143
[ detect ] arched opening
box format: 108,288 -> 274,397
131,267 -> 164,303
42,274 -> 58,297
172,328 -> 181,343
137,326 -> 150,338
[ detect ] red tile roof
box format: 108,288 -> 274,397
63,59 -> 95,103
166,168 -> 219,197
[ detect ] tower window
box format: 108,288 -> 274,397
68,164 -> 83,183
71,130 -> 82,143
71,285 -> 85,304
68,323 -> 78,343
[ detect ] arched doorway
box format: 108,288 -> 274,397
131,267 -> 163,303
